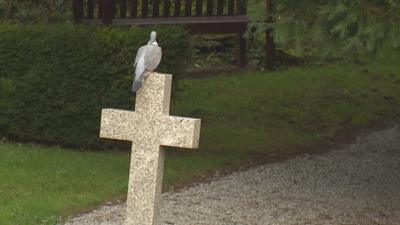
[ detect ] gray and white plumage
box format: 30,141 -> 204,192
131,31 -> 162,93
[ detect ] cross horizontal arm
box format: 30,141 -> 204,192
100,109 -> 201,149
100,108 -> 138,142
160,116 -> 201,149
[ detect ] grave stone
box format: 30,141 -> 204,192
100,73 -> 201,225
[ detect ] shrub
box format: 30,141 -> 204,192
0,23 -> 191,148
0,0 -> 71,23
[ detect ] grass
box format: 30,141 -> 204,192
173,53 -> 400,157
0,144 -> 129,225
1,50 -> 400,224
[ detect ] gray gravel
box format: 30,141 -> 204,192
66,127 -> 400,225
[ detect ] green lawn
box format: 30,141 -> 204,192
173,50 -> 400,158
0,144 -> 128,225
1,51 -> 400,224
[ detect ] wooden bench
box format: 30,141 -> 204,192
73,0 -> 250,66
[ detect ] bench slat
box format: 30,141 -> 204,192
74,0 -> 248,20
206,0 -> 213,15
153,0 -> 160,16
196,0 -> 202,16
112,0 -> 116,18
131,0 -> 137,18
185,0 -> 192,16
73,0 -> 84,21
175,0 -> 181,16
102,0 -> 114,23
102,15 -> 250,24
91,16 -> 250,33
120,0 -> 127,18
131,0 -> 137,17
237,0 -> 246,15
228,0 -> 234,15
87,0 -> 94,19
142,0 -> 148,17
242,2 -> 247,14
217,0 -> 223,15
163,0 -> 170,16
99,0 -> 103,18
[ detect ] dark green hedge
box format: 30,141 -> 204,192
0,23 -> 191,148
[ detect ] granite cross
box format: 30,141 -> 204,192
99,73 -> 201,225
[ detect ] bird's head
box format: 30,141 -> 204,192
149,31 -> 157,44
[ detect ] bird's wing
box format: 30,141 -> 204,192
134,54 -> 146,81
144,46 -> 162,71
133,45 -> 147,69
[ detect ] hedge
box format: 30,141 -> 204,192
0,23 -> 191,148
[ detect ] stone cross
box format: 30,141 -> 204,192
99,73 -> 201,225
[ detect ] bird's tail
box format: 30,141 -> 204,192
131,81 -> 142,93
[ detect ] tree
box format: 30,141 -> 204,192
249,0 -> 400,60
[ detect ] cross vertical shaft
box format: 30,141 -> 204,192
135,72 -> 171,115
126,142 -> 165,225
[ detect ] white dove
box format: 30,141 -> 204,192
131,31 -> 162,93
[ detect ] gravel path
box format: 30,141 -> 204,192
66,127 -> 400,225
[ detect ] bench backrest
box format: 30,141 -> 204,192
73,0 -> 247,23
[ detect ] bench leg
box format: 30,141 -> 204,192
236,32 -> 247,67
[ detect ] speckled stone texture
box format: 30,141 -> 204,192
99,73 -> 201,225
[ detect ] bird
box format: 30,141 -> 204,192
131,31 -> 162,93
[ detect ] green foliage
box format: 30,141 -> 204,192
0,0 -> 71,23
190,34 -> 237,69
248,0 -> 400,60
0,23 -> 191,147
